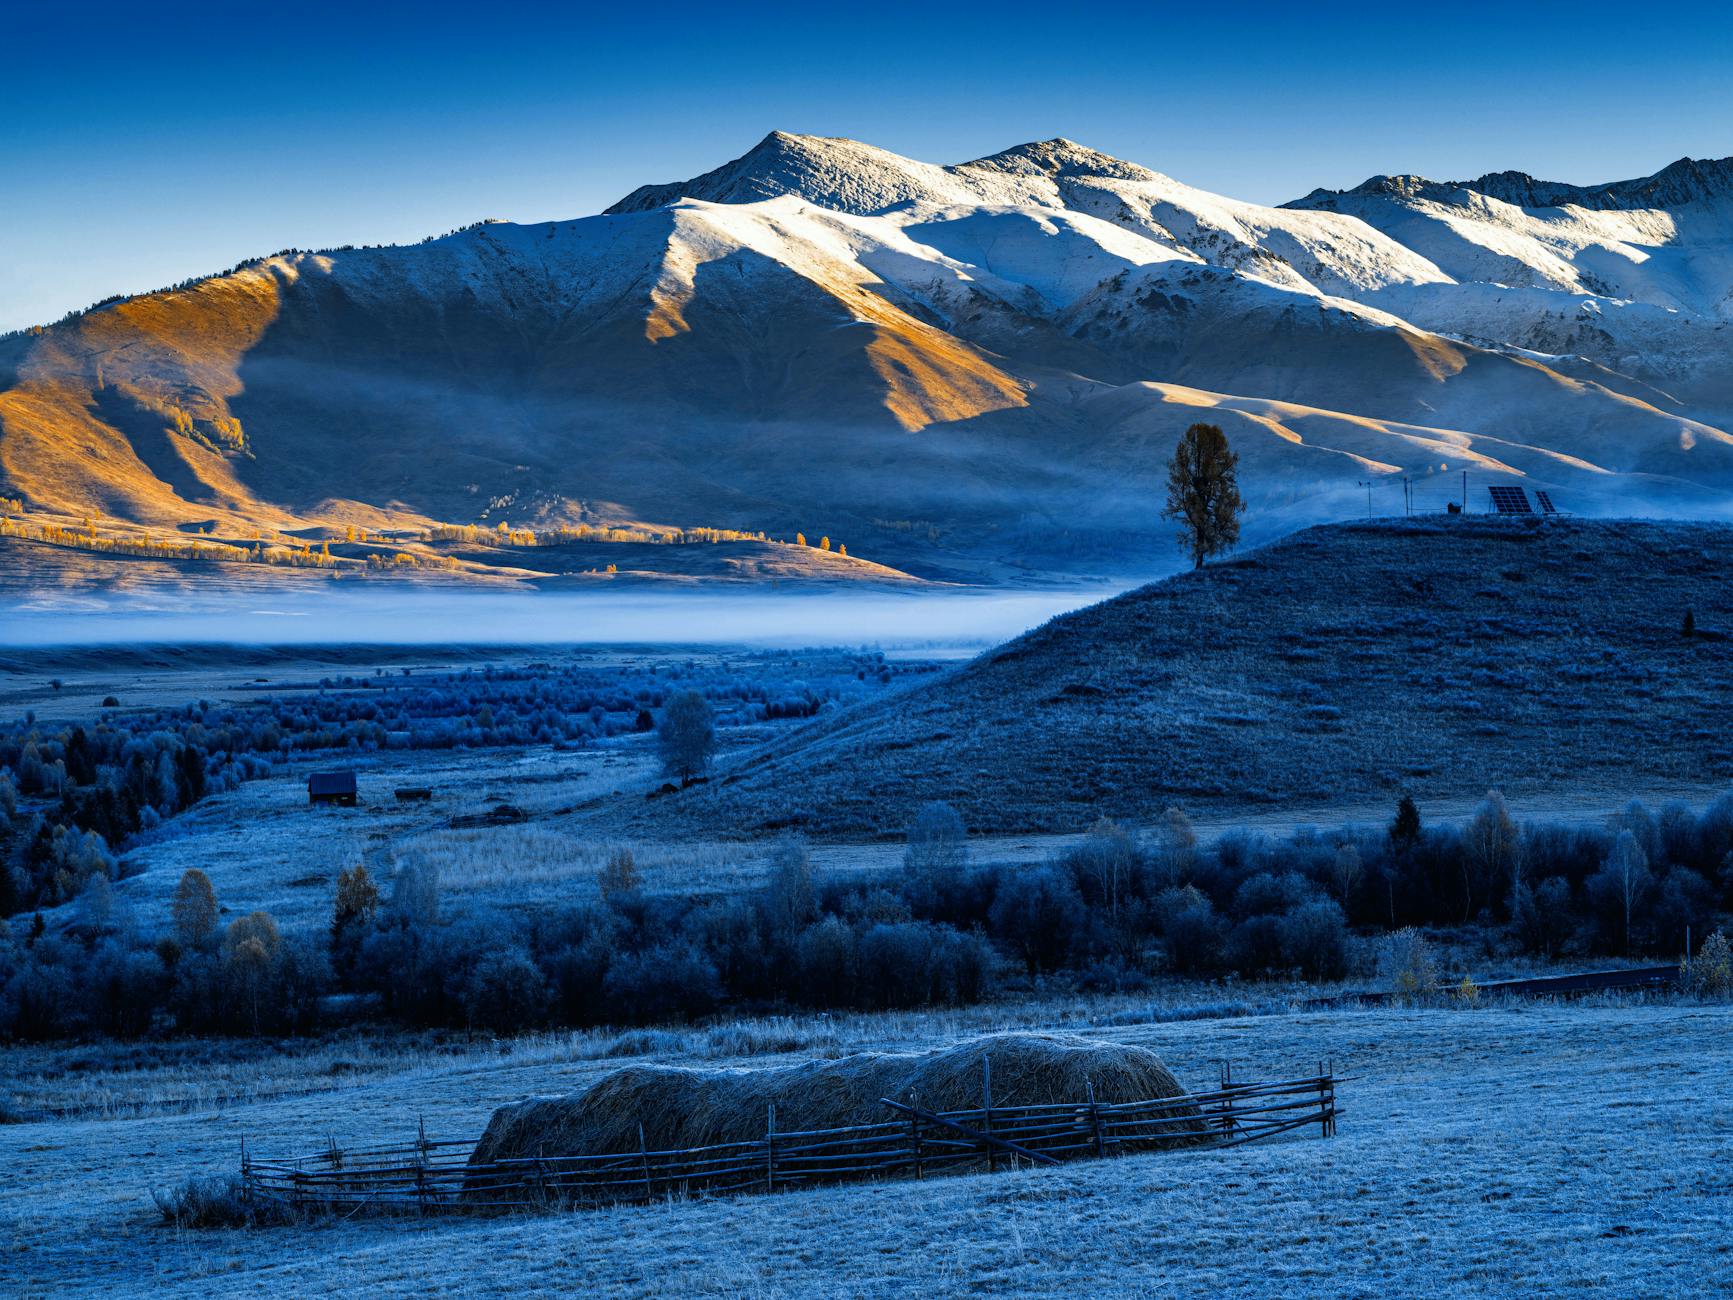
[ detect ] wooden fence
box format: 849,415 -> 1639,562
241,1068 -> 1340,1217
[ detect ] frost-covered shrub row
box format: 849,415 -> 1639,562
340,845 -> 996,1034
0,877 -> 327,1041
281,651 -> 899,751
6,789 -> 1731,1041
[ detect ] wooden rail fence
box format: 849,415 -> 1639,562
241,1068 -> 1341,1217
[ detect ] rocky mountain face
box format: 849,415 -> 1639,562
5,133 -> 1733,589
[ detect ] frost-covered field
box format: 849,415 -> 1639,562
4,998 -> 1729,1297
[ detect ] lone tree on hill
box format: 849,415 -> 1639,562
1163,422 -> 1244,569
659,689 -> 716,784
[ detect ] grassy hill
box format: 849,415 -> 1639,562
632,516 -> 1733,836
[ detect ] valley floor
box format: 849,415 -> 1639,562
3,997 -> 1729,1297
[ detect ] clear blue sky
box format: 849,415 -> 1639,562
4,0 -> 1731,333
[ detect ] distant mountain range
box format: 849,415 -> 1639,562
4,133 -> 1733,590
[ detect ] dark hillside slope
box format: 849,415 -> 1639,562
643,518 -> 1733,836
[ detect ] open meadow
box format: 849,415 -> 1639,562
3,996 -> 1730,1297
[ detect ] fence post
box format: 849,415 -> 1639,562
638,1122 -> 653,1203
910,1091 -> 923,1180
1217,1061 -> 1234,1143
982,1055 -> 995,1174
1086,1081 -> 1104,1158
766,1104 -> 776,1194
240,1138 -> 252,1213
416,1116 -> 430,1215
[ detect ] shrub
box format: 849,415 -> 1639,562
152,1173 -> 292,1228
461,947 -> 548,1034
1149,807 -> 1198,889
388,860 -> 441,927
1060,817 -> 1144,923
762,836 -> 817,946
597,847 -> 642,903
1689,930 -> 1733,998
330,864 -> 380,970
1380,927 -> 1438,1000
794,916 -> 859,1005
1587,830 -> 1651,953
1227,913 -> 1284,975
1461,790 -> 1521,921
1511,876 -> 1575,958
1233,871 -> 1317,918
1155,886 -> 1225,975
603,941 -> 720,1024
1277,900 -> 1350,980
988,866 -> 1085,975
902,802 -> 967,916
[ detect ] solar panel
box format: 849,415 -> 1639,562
1534,490 -> 1559,515
1487,486 -> 1533,515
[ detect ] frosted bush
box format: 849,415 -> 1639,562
1380,927 -> 1438,1000
1689,930 -> 1733,998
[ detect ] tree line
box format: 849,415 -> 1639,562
5,789 -> 1730,1042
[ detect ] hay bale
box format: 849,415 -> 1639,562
466,1033 -> 1199,1199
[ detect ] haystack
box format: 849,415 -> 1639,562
466,1033 -> 1199,1186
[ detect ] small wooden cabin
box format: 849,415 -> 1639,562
308,770 -> 359,806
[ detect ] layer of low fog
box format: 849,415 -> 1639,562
0,585 -> 1128,651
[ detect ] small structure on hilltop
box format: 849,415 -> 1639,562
1487,485 -> 1535,515
1486,485 -> 1564,516
308,770 -> 358,807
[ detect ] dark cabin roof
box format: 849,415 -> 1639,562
308,770 -> 358,796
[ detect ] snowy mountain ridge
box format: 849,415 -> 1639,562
4,130 -> 1733,592
1292,155 -> 1733,213
611,132 -> 1733,395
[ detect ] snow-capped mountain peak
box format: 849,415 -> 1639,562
1291,155 -> 1733,213
605,131 -> 974,215
958,137 -> 1161,183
